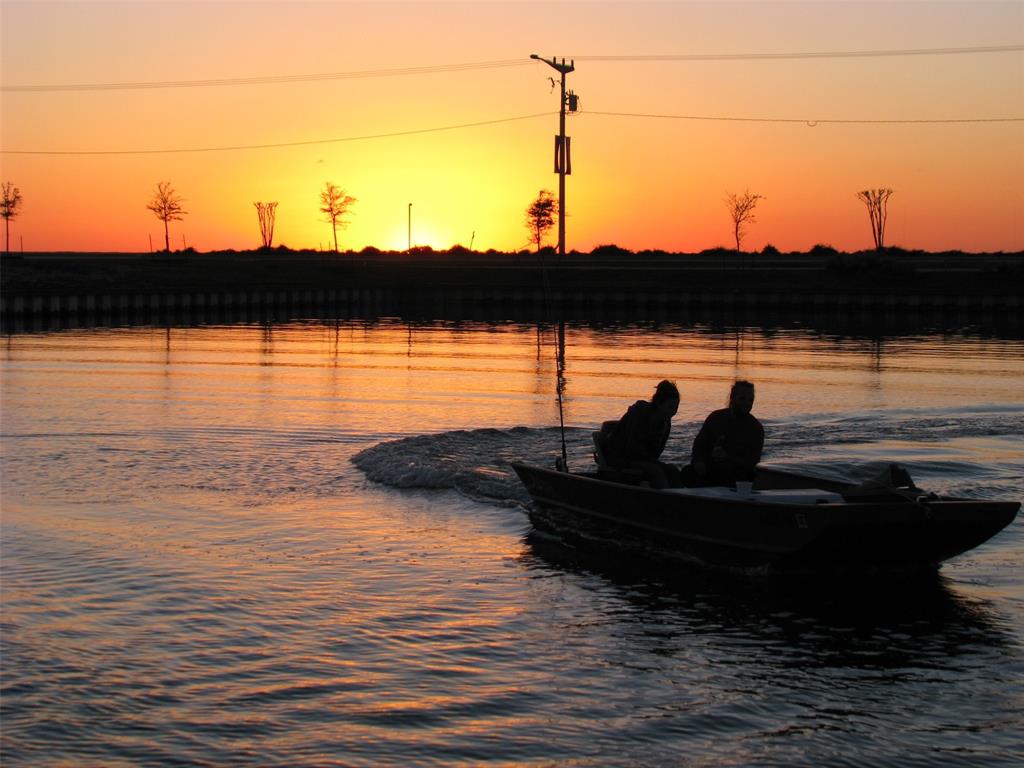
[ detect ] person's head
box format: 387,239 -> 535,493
652,379 -> 680,417
729,380 -> 755,414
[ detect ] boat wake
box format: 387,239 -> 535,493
351,426 -> 584,508
352,407 -> 1024,506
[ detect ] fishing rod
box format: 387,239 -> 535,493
554,320 -> 569,473
536,247 -> 569,472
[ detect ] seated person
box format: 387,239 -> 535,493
681,380 -> 763,487
601,380 -> 681,489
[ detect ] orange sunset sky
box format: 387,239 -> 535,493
2,1 -> 1022,254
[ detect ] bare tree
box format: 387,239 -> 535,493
857,188 -> 894,250
525,190 -> 556,253
725,190 -> 765,252
146,181 -> 187,252
254,201 -> 278,249
320,182 -> 356,252
1,182 -> 23,253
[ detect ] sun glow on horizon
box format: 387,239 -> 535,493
2,1 -> 1022,254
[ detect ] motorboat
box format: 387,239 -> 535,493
511,462 -> 1020,574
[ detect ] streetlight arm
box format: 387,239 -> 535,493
529,53 -> 574,74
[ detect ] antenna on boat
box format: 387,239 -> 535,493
534,200 -> 570,472
555,321 -> 569,472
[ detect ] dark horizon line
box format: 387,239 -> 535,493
5,244 -> 1024,258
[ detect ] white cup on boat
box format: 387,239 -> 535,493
735,481 -> 753,495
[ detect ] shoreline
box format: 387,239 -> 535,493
3,247 -> 1022,290
2,248 -> 1021,329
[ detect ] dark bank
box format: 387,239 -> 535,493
2,246 -> 1022,329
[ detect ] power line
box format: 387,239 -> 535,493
4,45 -> 1021,93
3,59 -> 531,93
5,107 -> 1018,156
573,44 -> 1024,63
0,113 -> 555,155
585,110 -> 1024,125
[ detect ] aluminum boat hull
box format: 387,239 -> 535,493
511,463 -> 1020,574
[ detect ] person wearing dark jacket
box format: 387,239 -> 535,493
682,380 -> 763,487
602,379 -> 681,488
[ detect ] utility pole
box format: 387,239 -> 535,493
408,203 -> 412,251
531,54 -> 577,257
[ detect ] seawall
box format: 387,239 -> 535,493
2,250 -> 1021,330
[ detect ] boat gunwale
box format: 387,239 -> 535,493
511,462 -> 1020,572
511,462 -> 1022,512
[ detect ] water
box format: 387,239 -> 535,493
2,320 -> 1022,766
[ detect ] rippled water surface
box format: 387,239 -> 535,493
2,320 -> 1023,766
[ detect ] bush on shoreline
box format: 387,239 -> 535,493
8,243 -> 1022,260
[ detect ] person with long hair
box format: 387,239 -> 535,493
601,379 -> 682,489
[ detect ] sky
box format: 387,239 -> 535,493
2,0 -> 1022,254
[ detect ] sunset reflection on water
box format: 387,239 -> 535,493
4,320 -> 1021,435
2,320 -> 1022,766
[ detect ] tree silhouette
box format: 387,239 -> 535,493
857,188 -> 894,250
320,182 -> 356,252
146,181 -> 187,252
1,182 -> 23,253
254,201 -> 278,249
725,190 -> 765,252
525,190 -> 556,253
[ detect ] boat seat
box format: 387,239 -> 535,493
592,421 -> 645,484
